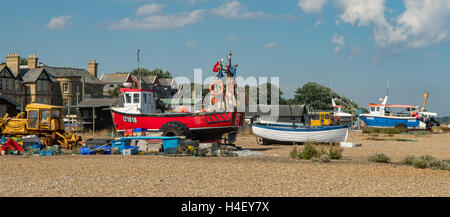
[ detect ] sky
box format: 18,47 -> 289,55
1,0 -> 449,115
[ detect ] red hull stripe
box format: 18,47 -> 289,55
112,110 -> 244,131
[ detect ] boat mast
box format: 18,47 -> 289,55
137,49 -> 141,89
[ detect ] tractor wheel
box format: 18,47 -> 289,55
159,121 -> 192,138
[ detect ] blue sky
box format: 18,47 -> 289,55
1,0 -> 449,115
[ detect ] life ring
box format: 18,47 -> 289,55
209,80 -> 224,96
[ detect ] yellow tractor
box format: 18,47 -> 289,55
0,103 -> 81,149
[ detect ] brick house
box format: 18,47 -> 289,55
0,53 -> 104,114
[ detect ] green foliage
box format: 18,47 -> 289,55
367,153 -> 391,163
325,145 -> 343,159
300,143 -> 319,160
402,155 -> 449,170
109,85 -> 124,98
401,156 -> 416,165
244,83 -> 288,105
412,158 -> 429,169
19,57 -> 27,66
290,145 -> 299,159
292,82 -> 359,111
129,68 -> 172,78
317,154 -> 331,162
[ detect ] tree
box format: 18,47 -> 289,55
130,68 -> 172,78
244,83 -> 288,105
293,82 -> 360,111
109,85 -> 124,98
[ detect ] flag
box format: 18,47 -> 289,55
213,61 -> 220,72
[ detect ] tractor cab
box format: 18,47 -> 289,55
309,112 -> 333,126
25,103 -> 64,131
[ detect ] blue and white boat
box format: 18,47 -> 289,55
252,123 -> 349,144
359,96 -> 437,129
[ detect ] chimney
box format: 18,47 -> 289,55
28,54 -> 38,69
88,59 -> 98,78
6,53 -> 20,74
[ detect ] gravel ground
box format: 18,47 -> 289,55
0,132 -> 449,197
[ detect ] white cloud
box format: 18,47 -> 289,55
263,42 -> 280,48
109,9 -> 206,30
335,0 -> 450,50
210,1 -> 267,19
332,33 -> 344,53
298,0 -> 328,14
46,16 -> 72,30
136,4 -> 164,15
335,0 -> 387,27
314,20 -> 322,27
332,33 -> 344,46
186,41 -> 197,47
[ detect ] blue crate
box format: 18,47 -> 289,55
133,128 -> 147,133
162,139 -> 179,151
33,144 -> 41,150
39,150 -> 45,156
45,151 -> 53,156
80,147 -> 96,155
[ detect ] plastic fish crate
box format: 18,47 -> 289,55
80,147 -> 96,155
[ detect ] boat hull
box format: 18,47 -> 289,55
359,115 -> 420,128
252,123 -> 349,143
111,109 -> 245,141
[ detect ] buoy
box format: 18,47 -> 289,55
209,80 -> 224,96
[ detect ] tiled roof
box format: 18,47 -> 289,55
101,73 -> 130,83
21,68 -> 57,83
42,66 -> 103,84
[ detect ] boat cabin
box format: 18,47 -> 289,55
368,103 -> 418,117
120,88 -> 156,114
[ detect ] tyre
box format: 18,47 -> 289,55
395,123 -> 407,129
159,121 -> 192,138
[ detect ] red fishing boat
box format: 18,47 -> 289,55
111,52 -> 245,143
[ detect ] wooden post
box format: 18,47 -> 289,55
92,106 -> 95,134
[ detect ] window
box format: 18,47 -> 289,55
133,93 -> 140,104
143,93 -> 147,104
325,114 -> 330,119
125,93 -> 131,104
376,107 -> 380,112
110,84 -> 114,88
5,79 -> 10,90
40,109 -> 50,123
42,81 -> 48,91
63,83 -> 69,93
0,80 -> 2,90
371,107 -> 375,112
28,110 -> 38,129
